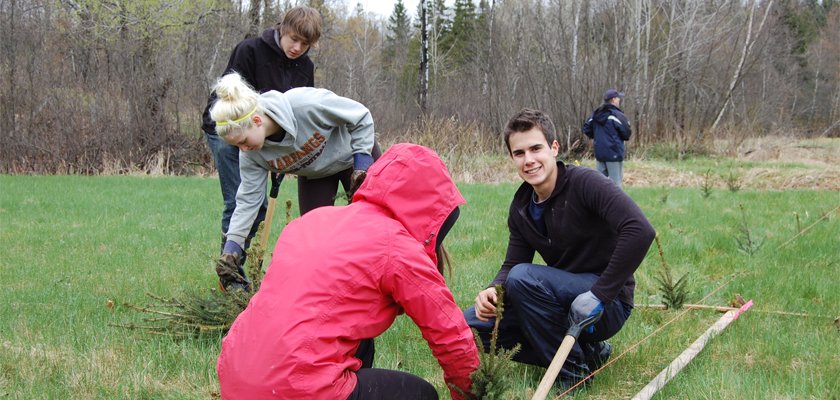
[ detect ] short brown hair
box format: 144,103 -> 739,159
503,108 -> 557,154
276,6 -> 322,45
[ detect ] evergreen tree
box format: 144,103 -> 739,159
449,0 -> 478,66
777,0 -> 839,68
384,0 -> 412,70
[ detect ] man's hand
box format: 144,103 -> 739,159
474,287 -> 498,322
570,290 -> 604,333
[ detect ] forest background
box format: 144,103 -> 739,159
1,0 -> 839,175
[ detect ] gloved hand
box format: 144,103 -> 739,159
216,241 -> 251,292
347,153 -> 374,202
570,290 -> 604,333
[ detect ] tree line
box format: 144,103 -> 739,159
1,0 -> 837,174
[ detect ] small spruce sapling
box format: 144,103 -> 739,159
653,234 -> 689,310
453,285 -> 522,400
735,203 -> 764,257
700,168 -> 714,198
726,169 -> 742,192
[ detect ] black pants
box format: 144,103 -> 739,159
297,142 -> 382,215
346,338 -> 438,400
347,369 -> 439,400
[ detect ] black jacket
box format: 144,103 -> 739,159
583,103 -> 632,162
490,162 -> 655,306
202,27 -> 315,135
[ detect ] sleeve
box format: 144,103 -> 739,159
201,41 -> 258,135
489,204 -> 536,289
576,170 -> 655,304
225,153 -> 269,247
582,113 -> 594,139
309,91 -> 375,157
383,239 -> 480,400
614,111 -> 632,141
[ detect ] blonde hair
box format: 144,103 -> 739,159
210,72 -> 263,139
276,6 -> 322,45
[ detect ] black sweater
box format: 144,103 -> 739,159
202,27 -> 315,135
490,162 -> 656,306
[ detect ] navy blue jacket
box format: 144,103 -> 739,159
202,27 -> 315,135
583,103 -> 632,162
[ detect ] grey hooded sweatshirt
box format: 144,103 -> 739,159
227,88 -> 375,247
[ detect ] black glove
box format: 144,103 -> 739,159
347,169 -> 367,201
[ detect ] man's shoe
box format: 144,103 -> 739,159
584,341 -> 612,372
554,375 -> 587,397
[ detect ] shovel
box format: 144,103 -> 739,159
531,309 -> 605,400
257,172 -> 282,256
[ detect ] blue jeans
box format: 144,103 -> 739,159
464,263 -> 632,380
596,160 -> 624,187
205,133 -> 267,251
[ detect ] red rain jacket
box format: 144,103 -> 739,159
217,143 -> 479,399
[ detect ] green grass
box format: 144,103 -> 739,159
1,175 -> 838,399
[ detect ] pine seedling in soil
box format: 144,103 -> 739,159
653,234 -> 689,310
735,203 -> 764,257
110,222 -> 271,336
700,168 -> 714,198
726,169 -> 742,192
453,285 -> 522,400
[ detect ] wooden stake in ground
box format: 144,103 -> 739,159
631,300 -> 753,400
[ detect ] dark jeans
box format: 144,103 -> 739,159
347,338 -> 438,400
464,263 -> 633,380
205,132 -> 267,250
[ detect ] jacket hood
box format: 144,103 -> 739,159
593,103 -> 620,125
258,91 -> 297,141
262,27 -> 312,64
353,143 -> 466,264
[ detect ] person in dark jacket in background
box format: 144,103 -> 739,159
464,109 -> 655,391
201,6 -> 321,262
583,89 -> 632,187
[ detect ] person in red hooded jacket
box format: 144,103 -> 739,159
217,143 -> 480,400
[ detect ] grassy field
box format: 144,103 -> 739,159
1,165 -> 838,399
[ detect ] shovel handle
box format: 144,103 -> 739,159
258,173 -> 281,253
531,309 -> 605,400
532,335 -> 577,400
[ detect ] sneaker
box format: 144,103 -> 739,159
554,375 -> 586,397
584,341 -> 612,372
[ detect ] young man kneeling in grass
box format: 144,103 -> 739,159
464,109 -> 656,391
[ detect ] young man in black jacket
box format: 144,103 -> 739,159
583,89 -> 632,187
201,6 -> 321,259
464,108 -> 655,389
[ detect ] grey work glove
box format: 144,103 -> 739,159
570,290 -> 604,333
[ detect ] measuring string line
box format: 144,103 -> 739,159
554,202 -> 839,399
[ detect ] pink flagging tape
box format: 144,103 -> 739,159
723,300 -> 754,319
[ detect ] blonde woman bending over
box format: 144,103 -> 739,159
210,72 -> 381,292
